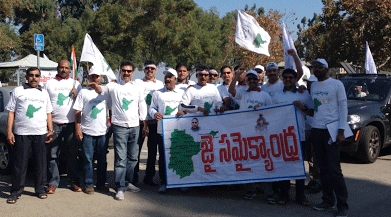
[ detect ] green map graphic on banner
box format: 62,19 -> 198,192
26,104 -> 42,118
253,33 -> 267,48
57,93 -> 69,106
168,129 -> 201,179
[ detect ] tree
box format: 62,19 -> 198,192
296,0 -> 391,70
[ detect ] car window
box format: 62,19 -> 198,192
341,78 -> 391,101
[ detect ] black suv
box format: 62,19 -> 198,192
340,74 -> 391,163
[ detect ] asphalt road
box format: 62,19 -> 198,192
1,140 -> 391,217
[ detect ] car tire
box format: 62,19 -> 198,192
0,135 -> 12,174
356,126 -> 381,163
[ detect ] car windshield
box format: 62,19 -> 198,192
341,77 -> 391,101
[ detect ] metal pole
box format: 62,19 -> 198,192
37,50 -> 40,70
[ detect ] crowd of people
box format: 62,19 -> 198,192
5,49 -> 349,216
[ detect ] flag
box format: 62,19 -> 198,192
235,10 -> 271,56
365,41 -> 377,74
43,53 -> 49,59
282,22 -> 297,70
70,46 -> 78,79
80,33 -> 116,81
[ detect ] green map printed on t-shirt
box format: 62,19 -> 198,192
57,93 -> 69,106
204,102 -> 214,113
168,129 -> 201,179
314,98 -> 322,112
165,106 -> 177,115
26,104 -> 42,118
122,98 -> 133,111
146,94 -> 152,106
90,106 -> 104,119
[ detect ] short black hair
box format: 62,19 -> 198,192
282,68 -> 297,78
175,63 -> 188,71
120,61 -> 134,70
220,65 -> 232,73
196,64 -> 209,72
144,60 -> 156,67
26,67 -> 41,75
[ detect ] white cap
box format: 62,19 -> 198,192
246,69 -> 258,77
88,66 -> 101,76
312,58 -> 328,68
265,62 -> 278,70
163,68 -> 178,78
254,65 -> 264,71
305,74 -> 318,82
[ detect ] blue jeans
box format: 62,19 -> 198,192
113,124 -> 140,192
82,134 -> 107,188
47,123 -> 80,187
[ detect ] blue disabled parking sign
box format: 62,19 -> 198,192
34,34 -> 44,51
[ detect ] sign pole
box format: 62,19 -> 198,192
37,50 -> 40,70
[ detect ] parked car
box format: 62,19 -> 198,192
340,74 -> 391,163
0,86 -> 15,174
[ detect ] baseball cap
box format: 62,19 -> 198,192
88,66 -> 101,76
246,69 -> 258,77
311,58 -> 328,68
265,62 -> 278,70
305,74 -> 318,82
163,68 -> 178,78
254,65 -> 265,72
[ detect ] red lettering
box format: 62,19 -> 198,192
201,135 -> 214,164
219,134 -> 231,162
281,126 -> 300,161
270,134 -> 281,157
247,136 -> 263,160
235,163 -> 251,171
204,164 -> 216,173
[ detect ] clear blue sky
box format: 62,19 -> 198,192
193,0 -> 323,33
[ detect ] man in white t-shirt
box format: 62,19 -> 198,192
310,59 -> 349,217
148,68 -> 184,193
262,49 -> 303,98
134,60 -> 164,186
73,66 -> 111,194
254,65 -> 265,85
6,67 -> 53,204
208,69 -> 219,85
44,60 -> 82,194
175,63 -> 196,91
272,68 -> 312,206
217,66 -> 234,110
178,65 -> 225,116
93,61 -> 148,200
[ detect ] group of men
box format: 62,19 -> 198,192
5,50 -> 349,216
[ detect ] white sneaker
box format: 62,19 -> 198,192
158,185 -> 167,193
127,183 -> 140,192
115,191 -> 124,200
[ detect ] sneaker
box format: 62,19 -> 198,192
179,187 -> 189,192
70,183 -> 82,192
115,191 -> 124,200
244,191 -> 256,200
47,185 -> 56,194
158,185 -> 167,193
96,186 -> 110,192
127,183 -> 140,192
266,195 -> 276,204
313,202 -> 336,211
84,187 -> 94,195
336,209 -> 349,217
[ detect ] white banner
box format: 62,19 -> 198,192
235,10 -> 271,56
162,104 -> 305,188
282,22 -> 297,70
365,41 -> 377,74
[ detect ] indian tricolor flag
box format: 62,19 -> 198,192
70,46 -> 78,80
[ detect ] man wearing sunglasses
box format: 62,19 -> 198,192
6,67 -> 53,203
254,65 -> 265,85
309,59 -> 349,217
134,60 -> 164,186
217,66 -> 235,110
208,69 -> 219,85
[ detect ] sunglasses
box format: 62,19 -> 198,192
198,74 -> 209,77
27,74 -> 41,78
209,74 -> 218,77
145,67 -> 156,70
283,76 -> 295,80
121,69 -> 133,73
222,71 -> 231,75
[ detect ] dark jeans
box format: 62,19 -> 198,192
310,128 -> 349,211
11,134 -> 47,196
82,134 -> 107,188
305,130 -> 321,183
47,123 -> 80,187
134,122 -> 158,183
113,124 -> 139,192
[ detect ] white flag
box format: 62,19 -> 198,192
235,10 -> 271,56
365,41 -> 377,74
282,22 -> 297,70
80,33 -> 117,81
43,53 -> 49,59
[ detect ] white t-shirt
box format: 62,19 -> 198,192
311,78 -> 347,129
180,83 -> 223,114
261,80 -> 284,98
176,80 -> 196,92
73,87 -> 111,136
273,89 -> 312,141
217,83 -> 230,100
234,89 -> 272,110
44,77 -> 81,123
6,86 -> 53,135
149,87 -> 184,134
134,78 -> 164,120
103,80 -> 147,128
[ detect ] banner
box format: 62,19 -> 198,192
282,22 -> 297,70
235,10 -> 271,56
162,104 -> 305,188
365,41 -> 377,74
80,33 -> 117,81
